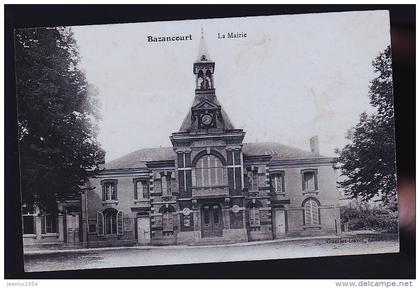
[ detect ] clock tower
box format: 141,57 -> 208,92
170,30 -> 247,244
177,30 -> 237,133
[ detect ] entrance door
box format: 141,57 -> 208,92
137,217 -> 150,245
273,209 -> 286,238
201,204 -> 223,238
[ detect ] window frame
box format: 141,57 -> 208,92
42,214 -> 58,235
246,168 -> 259,191
194,154 -> 225,188
301,169 -> 318,192
101,209 -> 123,236
271,171 -> 285,194
133,178 -> 150,200
303,198 -> 321,226
101,179 -> 118,202
22,214 -> 36,236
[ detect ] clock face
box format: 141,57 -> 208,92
201,114 -> 213,126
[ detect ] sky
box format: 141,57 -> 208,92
71,10 -> 391,162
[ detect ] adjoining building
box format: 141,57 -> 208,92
22,199 -> 81,250
80,34 -> 341,247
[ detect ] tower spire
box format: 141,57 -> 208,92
197,26 -> 211,62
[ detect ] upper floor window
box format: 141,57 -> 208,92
302,170 -> 318,191
303,199 -> 320,225
154,172 -> 173,197
195,155 -> 224,187
102,180 -> 118,201
134,179 -> 149,200
271,172 -> 285,193
162,175 -> 171,196
227,150 -> 242,193
246,168 -> 259,191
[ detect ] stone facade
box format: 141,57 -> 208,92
79,35 -> 342,248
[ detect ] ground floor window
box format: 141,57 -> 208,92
23,215 -> 35,235
160,205 -> 175,235
304,199 -> 320,225
42,215 -> 58,234
97,209 -> 124,236
249,207 -> 261,227
246,200 -> 263,231
105,210 -> 117,235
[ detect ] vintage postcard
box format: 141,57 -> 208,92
15,10 -> 399,272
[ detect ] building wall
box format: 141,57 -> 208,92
81,157 -> 340,247
270,163 -> 341,237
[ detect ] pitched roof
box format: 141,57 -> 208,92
103,142 -> 323,170
242,142 -> 322,160
179,94 -> 235,132
103,147 -> 175,170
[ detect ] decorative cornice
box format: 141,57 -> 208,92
269,157 -> 335,167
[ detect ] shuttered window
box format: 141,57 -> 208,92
304,199 -> 320,225
117,211 -> 124,235
97,209 -> 124,236
96,211 -> 104,236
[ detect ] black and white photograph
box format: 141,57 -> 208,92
6,5 -> 414,278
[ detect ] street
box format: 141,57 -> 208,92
24,236 -> 399,272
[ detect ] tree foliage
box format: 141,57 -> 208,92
336,46 -> 397,210
15,27 -> 105,212
341,199 -> 398,233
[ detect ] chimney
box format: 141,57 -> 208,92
310,136 -> 319,155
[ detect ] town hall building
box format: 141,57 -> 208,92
22,34 -> 341,249
78,34 -> 341,248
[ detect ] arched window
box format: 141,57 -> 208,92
197,70 -> 204,89
104,209 -> 117,235
195,154 -> 224,187
304,199 -> 320,225
99,208 -> 123,235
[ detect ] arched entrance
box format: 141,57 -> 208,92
201,204 -> 222,237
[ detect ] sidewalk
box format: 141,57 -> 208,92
24,234 -> 344,256
24,231 -> 399,256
